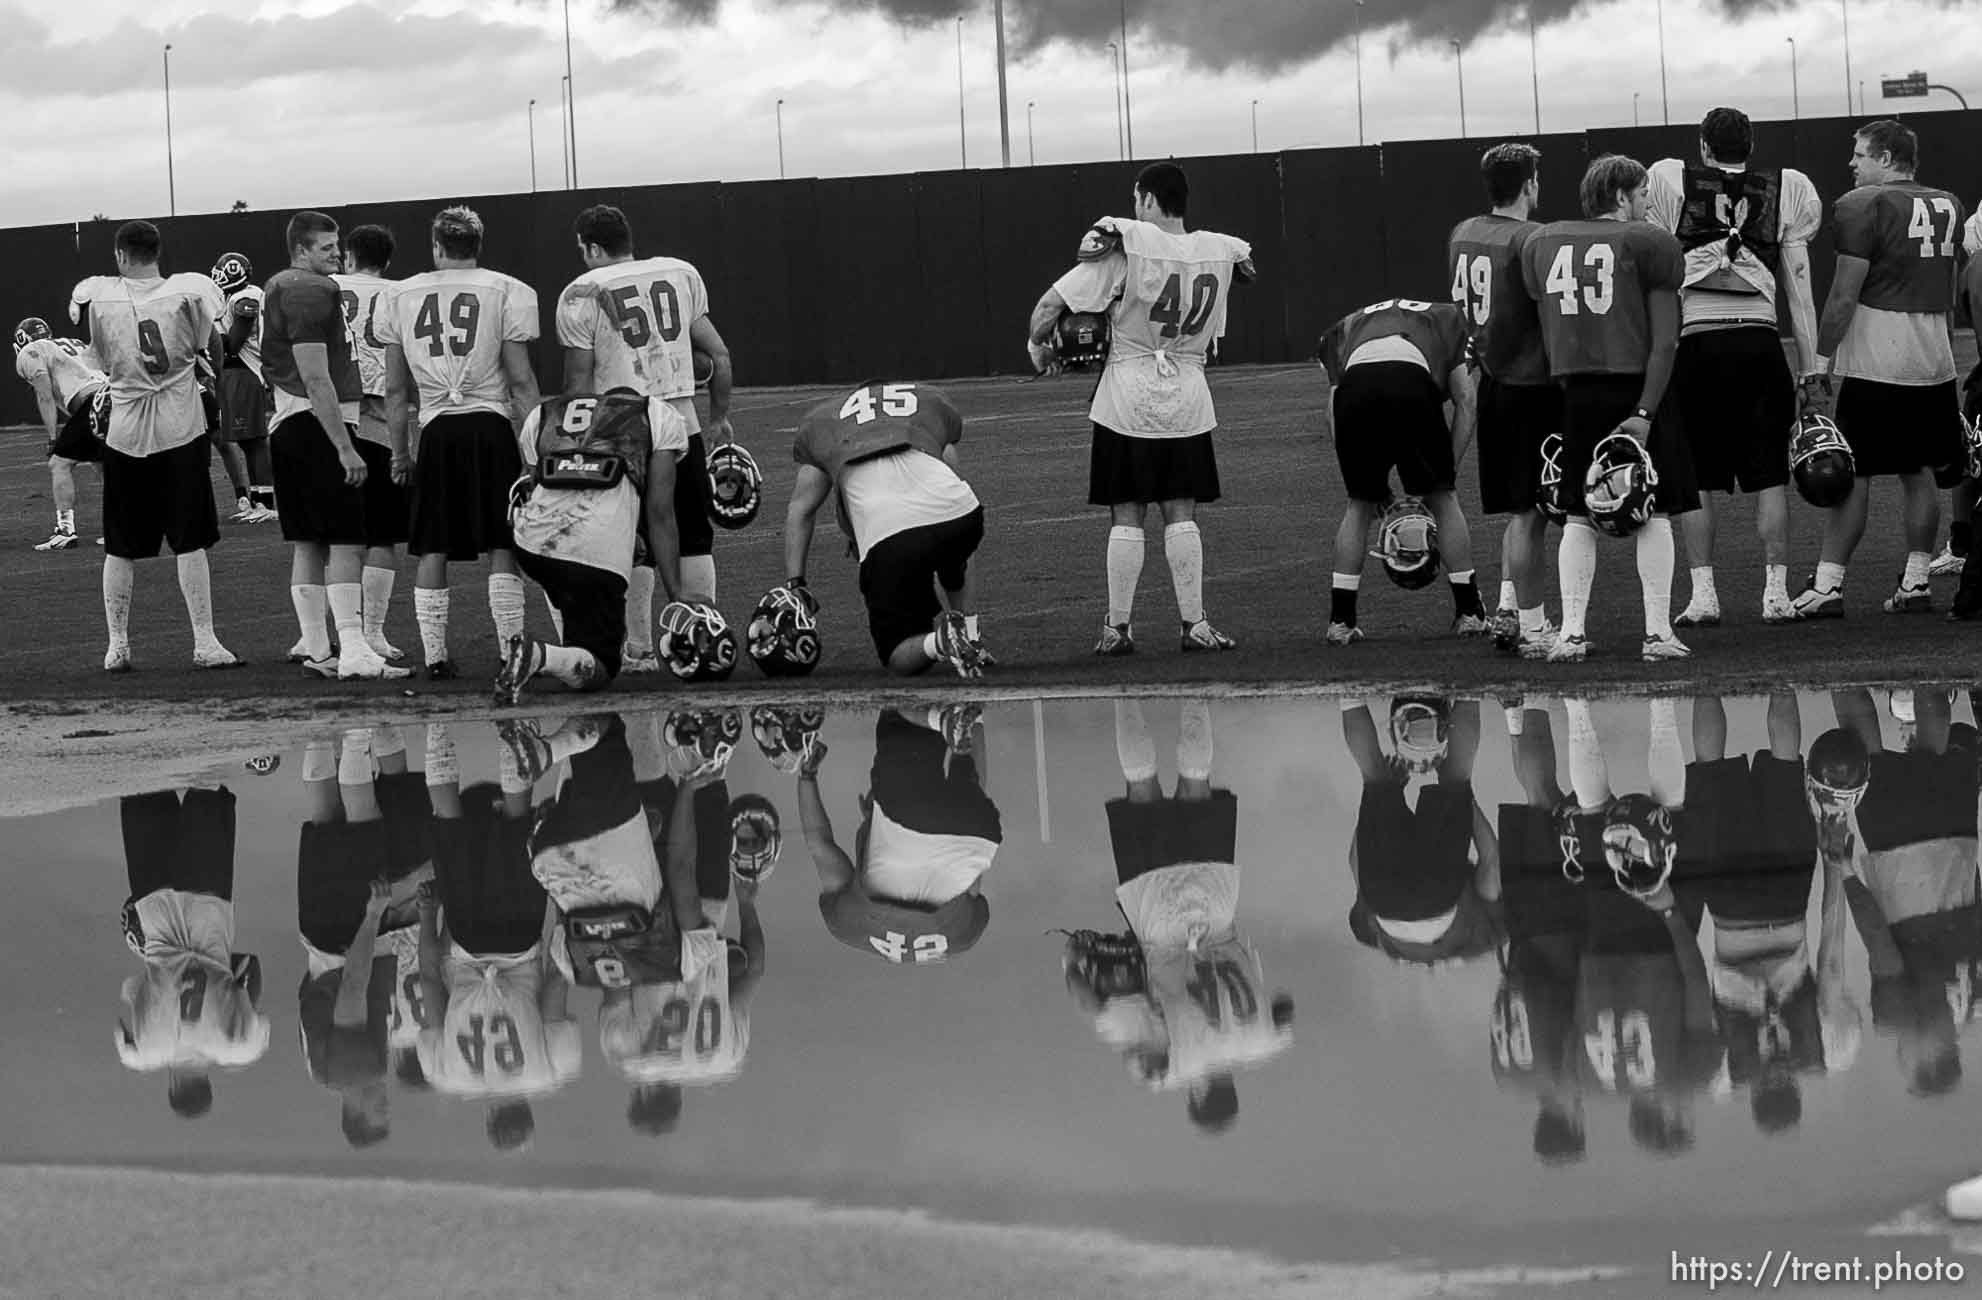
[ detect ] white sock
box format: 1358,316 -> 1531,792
1504,705 -> 1526,736
920,632 -> 941,660
1558,520 -> 1599,639
1519,605 -> 1547,634
338,730 -> 376,786
415,587 -> 450,665
1687,565 -> 1717,606
1637,517 -> 1675,639
964,613 -> 981,639
328,583 -> 365,658
1815,561 -> 1846,593
1648,699 -> 1685,807
681,554 -> 717,602
1565,699 -> 1610,811
1106,526 -> 1144,627
1114,700 -> 1159,783
1498,579 -> 1517,612
543,643 -> 603,689
302,740 -> 337,784
624,566 -> 655,653
56,509 -> 75,534
1177,699 -> 1213,781
498,744 -> 533,796
1903,551 -> 1931,589
489,572 -> 526,647
1765,564 -> 1789,600
103,556 -> 134,650
176,550 -> 220,650
424,723 -> 459,787
361,565 -> 396,643
291,584 -> 331,660
1164,521 -> 1205,625
370,727 -> 407,762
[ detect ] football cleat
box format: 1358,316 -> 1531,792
33,528 -> 80,551
1761,592 -> 1803,625
495,719 -> 553,787
938,702 -> 984,756
301,655 -> 339,679
426,659 -> 459,681
729,793 -> 782,884
658,601 -> 738,682
1094,622 -> 1135,656
12,316 -> 52,352
367,635 -> 405,663
1547,634 -> 1590,663
211,253 -> 253,294
1452,612 -> 1490,638
1324,621 -> 1363,647
104,645 -> 133,673
1789,413 -> 1856,509
932,612 -> 983,678
1490,608 -> 1521,653
290,637 -> 336,664
746,584 -> 822,677
493,634 -> 546,706
1928,544 -> 1966,578
1882,582 -> 1931,615
1791,581 -> 1845,620
1963,410 -> 1982,481
1517,622 -> 1560,660
1371,496 -> 1439,589
193,644 -> 242,670
1181,619 -> 1236,652
1640,633 -> 1692,662
1584,432 -> 1659,537
232,497 -> 256,524
1054,311 -> 1111,368
1674,594 -> 1722,628
707,442 -> 763,530
971,635 -> 998,669
337,645 -> 407,680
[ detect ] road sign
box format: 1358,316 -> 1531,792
1882,72 -> 1929,98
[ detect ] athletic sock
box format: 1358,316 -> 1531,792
424,723 -> 459,787
1902,551 -> 1931,589
681,554 -> 717,602
361,565 -> 396,645
338,730 -> 376,786
415,587 -> 450,665
1177,699 -> 1213,782
542,643 -> 603,689
1648,698 -> 1685,807
370,726 -> 407,763
1114,700 -> 1159,783
1163,521 -> 1205,625
1498,578 -> 1517,612
1687,565 -> 1717,607
1952,521 -> 1972,558
301,741 -> 337,784
328,583 -> 365,660
1765,564 -> 1789,602
1106,526 -> 1144,627
1448,568 -> 1484,619
55,509 -> 75,535
1637,517 -> 1676,639
1330,573 -> 1360,627
488,572 -> 526,647
291,584 -> 332,660
176,550 -> 221,652
103,556 -> 134,651
1815,561 -> 1847,593
1565,699 -> 1610,811
624,566 -> 655,653
1519,605 -> 1548,634
1558,520 -> 1599,639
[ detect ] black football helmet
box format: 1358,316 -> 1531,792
751,705 -> 826,774
1600,794 -> 1678,899
746,585 -> 822,677
1962,411 -> 1982,482
657,601 -> 738,682
12,316 -> 51,352
663,707 -> 743,778
211,253 -> 252,294
1371,496 -> 1439,589
1536,431 -> 1569,524
1055,311 -> 1110,367
1584,432 -> 1659,537
707,442 -> 762,530
1789,413 -> 1855,508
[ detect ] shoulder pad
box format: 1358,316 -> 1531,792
1077,218 -> 1125,262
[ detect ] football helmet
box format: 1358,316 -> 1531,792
657,600 -> 738,682
1963,411 -> 1982,482
1789,413 -> 1856,508
707,442 -> 762,530
1553,794 -> 1591,884
1599,794 -> 1678,899
1584,432 -> 1659,537
1054,311 -> 1111,367
693,349 -> 715,392
1535,431 -> 1569,524
746,584 -> 822,677
1388,695 -> 1452,774
729,793 -> 782,884
751,705 -> 826,774
211,253 -> 252,294
663,707 -> 742,778
12,316 -> 51,352
1371,496 -> 1439,589
1061,928 -> 1148,1003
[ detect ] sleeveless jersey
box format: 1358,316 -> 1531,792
15,336 -> 107,415
70,272 -> 225,456
1140,934 -> 1292,1090
1447,214 -> 1548,385
116,891 -> 270,1071
1052,217 -> 1252,439
512,392 -> 689,579
1521,220 -> 1684,378
556,256 -> 708,433
375,267 -> 540,428
332,271 -> 395,398
597,933 -> 748,1084
223,285 -> 265,379
1832,181 -> 1966,386
416,946 -> 582,1097
260,268 -> 361,428
1647,160 -> 1822,333
1317,299 -> 1471,395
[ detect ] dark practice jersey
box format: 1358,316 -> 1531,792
1448,215 -> 1548,386
260,268 -> 361,406
1834,181 -> 1968,314
793,382 -> 963,483
1316,299 -> 1470,395
1574,895 -> 1723,1095
1522,220 -> 1684,378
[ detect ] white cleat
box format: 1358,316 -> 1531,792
230,497 -> 255,524
104,645 -> 133,674
1452,613 -> 1491,639
1883,583 -> 1932,615
338,645 -> 412,680
1674,596 -> 1722,628
193,644 -> 243,670
1791,582 -> 1845,620
33,529 -> 80,552
1547,634 -> 1590,663
1761,591 -> 1803,625
1641,633 -> 1692,662
1928,544 -> 1965,578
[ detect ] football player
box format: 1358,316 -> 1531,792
210,252 -> 277,524
493,387 -> 698,703
1316,299 -> 1485,643
1522,156 -> 1695,662
13,316 -> 105,551
330,223 -> 412,663
556,204 -> 735,673
784,380 -> 988,677
1061,700 -> 1294,1134
1943,211 -> 1982,615
260,211 -> 409,681
115,786 -> 272,1117
1644,108 -> 1823,626
1344,695 -> 1504,964
70,221 -> 240,672
1449,143 -> 1562,656
799,706 -> 1002,968
1797,121 -> 1969,617
379,206 -> 542,679
1025,162 -> 1254,655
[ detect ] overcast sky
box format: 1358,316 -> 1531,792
1,0 -> 1977,228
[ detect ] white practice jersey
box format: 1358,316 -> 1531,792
70,272 -> 225,456
512,395 -> 689,580
1645,160 -> 1822,333
1116,861 -> 1242,953
377,924 -> 425,1053
556,256 -> 709,432
416,944 -> 582,1098
1142,934 -> 1291,1090
116,891 -> 271,1071
332,271 -> 395,398
376,267 -> 539,428
223,285 -> 265,379
15,337 -> 106,416
597,928 -> 740,1083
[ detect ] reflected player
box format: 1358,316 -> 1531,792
210,252 -> 276,524
1060,700 -> 1294,1134
1946,214 -> 1982,616
13,316 -> 105,551
1026,162 -> 1254,655
115,785 -> 271,1118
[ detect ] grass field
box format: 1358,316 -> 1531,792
3,354 -> 1978,706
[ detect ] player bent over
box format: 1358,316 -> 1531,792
494,389 -> 697,703
784,381 -> 988,677
1316,298 -> 1485,644
13,317 -> 106,551
1522,156 -> 1695,662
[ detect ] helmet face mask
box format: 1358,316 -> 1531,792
707,443 -> 762,530
1584,433 -> 1659,537
1600,795 -> 1676,898
751,705 -> 826,773
729,794 -> 783,883
1789,413 -> 1856,509
1054,311 -> 1110,367
1372,496 -> 1440,589
1963,412 -> 1982,482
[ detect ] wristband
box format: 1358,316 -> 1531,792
788,575 -> 807,590
1631,407 -> 1652,422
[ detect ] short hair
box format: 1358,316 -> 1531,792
431,205 -> 485,261
487,1100 -> 536,1151
168,1073 -> 214,1119
341,1097 -> 390,1149
114,220 -> 162,264
1808,727 -> 1870,792
1699,107 -> 1754,164
1186,1075 -> 1238,1134
1135,162 -> 1189,219
627,1083 -> 683,1136
1532,1106 -> 1587,1164
1856,119 -> 1919,173
1909,1048 -> 1962,1098
286,210 -> 338,255
1480,142 -> 1541,208
346,224 -> 395,273
574,204 -> 634,257
1627,1096 -> 1694,1156
1750,1076 -> 1803,1135
1580,154 -> 1648,219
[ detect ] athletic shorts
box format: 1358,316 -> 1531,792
48,389 -> 106,464
675,432 -> 714,561
1498,806 -> 1589,946
857,507 -> 985,662
122,788 -> 236,901
515,548 -> 628,680
1680,754 -> 1816,924
1088,425 -> 1221,506
1476,374 -> 1561,516
1353,780 -> 1476,921
1674,328 -> 1796,493
272,413 -> 369,546
1858,748 -> 1980,852
1833,377 -> 1964,480
409,410 -> 522,560
1107,789 -> 1238,885
1332,361 -> 1454,504
533,715 -> 642,850
870,711 -> 1004,842
432,811 -> 546,957
216,366 -> 270,445
101,434 -> 221,560
1557,374 -> 1700,518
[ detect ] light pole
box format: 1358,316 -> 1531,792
1842,0 -> 1854,115
528,99 -> 538,191
562,0 -> 578,186
1353,0 -> 1366,146
776,98 -> 786,179
955,16 -> 967,169
1451,40 -> 1468,138
560,75 -> 571,189
993,0 -> 1011,168
162,43 -> 177,217
1858,80 -> 1866,114
1786,37 -> 1800,120
1528,13 -> 1542,133
1118,0 -> 1134,159
1251,98 -> 1259,153
1105,42 -> 1124,160
1633,91 -> 1641,127
1027,100 -> 1036,166
1655,0 -> 1670,123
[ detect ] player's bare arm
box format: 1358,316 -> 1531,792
662,779 -> 711,935
223,303 -> 256,356
689,315 -> 734,437
417,881 -> 446,1030
1446,362 -> 1478,461
32,384 -> 61,445
292,341 -> 366,486
333,878 -> 393,1029
783,463 -> 833,585
1781,242 -> 1822,384
642,447 -> 687,602
1630,287 -> 1681,428
500,340 -> 541,431
207,325 -> 227,387
731,893 -> 767,1017
1816,254 -> 1871,367
1471,800 -> 1502,902
1026,288 -> 1070,372
794,765 -> 855,892
561,345 -> 596,397
384,343 -> 415,484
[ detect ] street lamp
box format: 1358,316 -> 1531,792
562,0 -> 578,186
1027,100 -> 1036,166
1842,0 -> 1854,115
776,98 -> 786,180
162,43 -> 177,217
1352,0 -> 1366,146
528,99 -> 538,191
1633,91 -> 1641,127
1105,42 -> 1124,160
1655,0 -> 1670,123
1118,0 -> 1134,159
1451,40 -> 1468,138
1528,13 -> 1542,134
955,16 -> 967,169
560,75 -> 571,189
1787,37 -> 1800,120
1251,98 -> 1259,153
993,0 -> 1011,168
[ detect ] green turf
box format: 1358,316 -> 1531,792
3,353 -> 1978,704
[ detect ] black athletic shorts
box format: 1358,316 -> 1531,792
1476,374 -> 1561,516
1857,748 -> 1980,852
1332,361 -> 1454,504
122,788 -> 236,901
1680,753 -> 1816,924
216,366 -> 270,446
1353,780 -> 1476,921
870,711 -> 1004,842
516,548 -> 628,680
1833,377 -> 1964,480
858,507 -> 985,662
1674,328 -> 1796,493
272,413 -> 369,546
1558,374 -> 1699,518
675,431 -> 714,560
533,715 -> 642,850
356,440 -> 409,547
1107,789 -> 1238,884
101,434 -> 221,560
1088,424 -> 1221,506
409,410 -> 522,560
432,811 -> 546,957
48,390 -> 106,464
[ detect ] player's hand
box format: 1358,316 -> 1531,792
416,878 -> 439,915
364,877 -> 393,916
1633,883 -> 1678,915
1612,414 -> 1652,443
338,444 -> 368,487
390,448 -> 413,486
1027,339 -> 1062,376
796,739 -> 828,779
706,416 -> 735,448
1797,374 -> 1832,416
